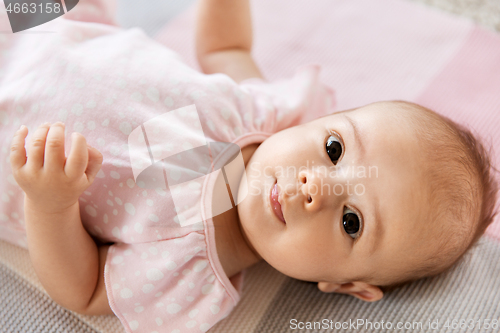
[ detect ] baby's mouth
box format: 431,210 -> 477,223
270,181 -> 286,224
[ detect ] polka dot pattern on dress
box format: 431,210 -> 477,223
0,9 -> 334,330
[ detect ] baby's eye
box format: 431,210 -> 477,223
326,135 -> 343,165
343,207 -> 362,239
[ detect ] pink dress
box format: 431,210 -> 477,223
0,1 -> 335,332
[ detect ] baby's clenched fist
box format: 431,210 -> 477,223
10,122 -> 103,214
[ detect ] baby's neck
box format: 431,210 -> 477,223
212,143 -> 262,279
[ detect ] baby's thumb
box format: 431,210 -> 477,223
85,145 -> 103,184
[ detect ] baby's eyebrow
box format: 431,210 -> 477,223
368,195 -> 384,254
344,115 -> 366,157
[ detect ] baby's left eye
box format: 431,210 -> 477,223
326,135 -> 343,165
343,207 -> 362,239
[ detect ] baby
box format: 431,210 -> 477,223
1,0 -> 498,332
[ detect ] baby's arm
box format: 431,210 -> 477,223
10,122 -> 112,315
196,0 -> 264,82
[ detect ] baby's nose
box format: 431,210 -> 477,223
299,169 -> 341,210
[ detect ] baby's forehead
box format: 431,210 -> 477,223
317,105 -> 422,141
318,102 -> 412,121
318,108 -> 357,120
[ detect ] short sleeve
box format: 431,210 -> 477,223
238,64 -> 336,133
105,232 -> 238,333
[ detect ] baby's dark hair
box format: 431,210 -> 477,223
378,101 -> 499,293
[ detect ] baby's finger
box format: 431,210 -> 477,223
26,122 -> 51,170
64,132 -> 88,179
44,122 -> 66,172
10,125 -> 29,171
85,146 -> 103,184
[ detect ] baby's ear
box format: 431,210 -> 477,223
317,281 -> 383,302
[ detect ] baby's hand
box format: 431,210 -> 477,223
10,122 -> 103,214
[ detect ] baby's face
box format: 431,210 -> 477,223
237,102 -> 439,286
